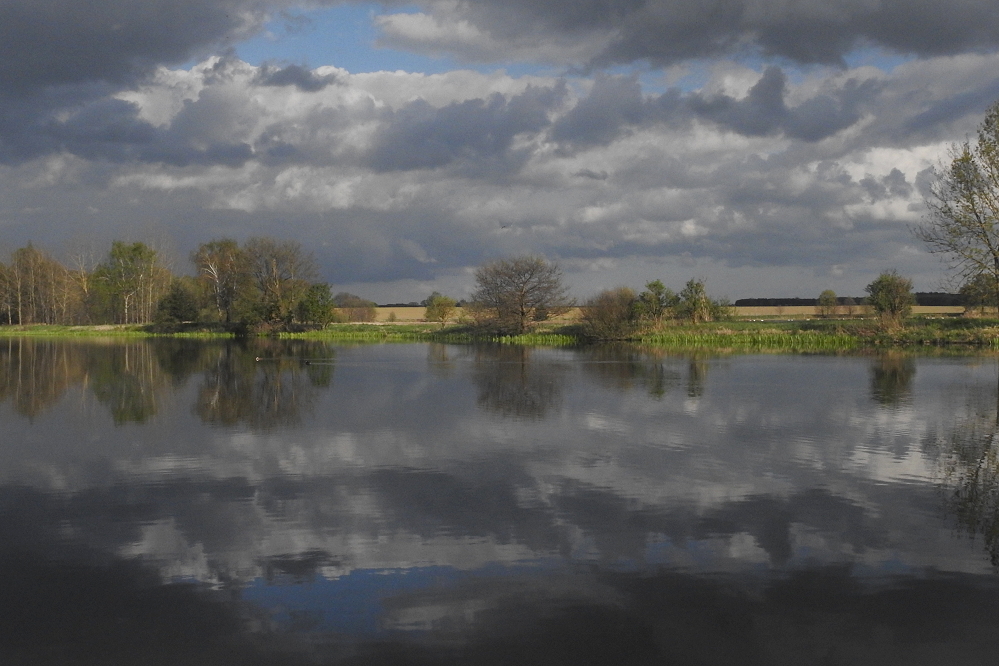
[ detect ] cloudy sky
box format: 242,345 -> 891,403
3,0 -> 999,302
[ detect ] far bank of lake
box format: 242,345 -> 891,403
3,313 -> 999,352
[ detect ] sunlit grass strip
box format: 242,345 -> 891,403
493,333 -> 579,346
639,330 -> 861,351
281,325 -> 433,342
0,324 -> 150,337
280,328 -> 581,346
154,331 -> 236,339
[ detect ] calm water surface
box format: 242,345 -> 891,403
3,338 -> 999,664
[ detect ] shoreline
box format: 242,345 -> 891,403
3,317 -> 999,351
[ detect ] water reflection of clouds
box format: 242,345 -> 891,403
4,344 -> 999,590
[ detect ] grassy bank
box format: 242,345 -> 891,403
4,316 -> 999,351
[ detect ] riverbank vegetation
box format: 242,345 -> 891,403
2,238 -> 996,350
4,315 -> 999,350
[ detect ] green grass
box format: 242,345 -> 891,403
0,324 -> 150,337
5,315 -> 999,351
639,328 -> 860,352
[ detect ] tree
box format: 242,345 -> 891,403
92,241 -> 170,324
471,255 -> 573,334
581,287 -> 638,339
676,279 -> 712,323
865,270 -> 915,329
155,278 -> 200,324
297,283 -> 337,327
817,289 -> 838,318
191,239 -> 246,323
424,292 -> 457,329
960,273 -> 998,315
243,237 -> 316,322
915,100 -> 999,305
635,280 -> 678,328
333,292 -> 377,322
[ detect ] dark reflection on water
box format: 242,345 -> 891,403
468,344 -> 566,420
870,351 -> 917,407
935,374 -> 999,568
5,340 -> 999,663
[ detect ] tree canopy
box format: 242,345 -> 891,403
471,255 -> 573,334
916,100 -> 999,305
424,292 -> 457,329
865,270 -> 915,329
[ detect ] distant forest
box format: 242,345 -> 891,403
734,293 -> 963,307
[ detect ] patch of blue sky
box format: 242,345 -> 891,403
234,3 -> 543,77
842,46 -> 917,72
241,560 -> 561,635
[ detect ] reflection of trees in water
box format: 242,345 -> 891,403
0,338 -> 89,418
91,340 -> 222,423
0,338 -> 217,422
870,352 -> 916,407
195,340 -> 336,430
577,344 -> 681,399
0,338 -> 335,427
89,342 -> 164,423
471,345 -> 564,420
686,358 -> 708,398
933,363 -> 999,567
938,407 -> 999,566
426,343 -> 454,378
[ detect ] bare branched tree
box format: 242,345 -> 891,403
471,255 -> 573,334
243,237 -> 317,322
915,100 -> 999,306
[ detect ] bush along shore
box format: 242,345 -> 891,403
5,316 -> 999,351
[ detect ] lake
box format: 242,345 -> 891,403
3,338 -> 999,664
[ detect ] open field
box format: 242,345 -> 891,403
368,305 -> 968,324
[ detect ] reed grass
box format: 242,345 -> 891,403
639,329 -> 860,352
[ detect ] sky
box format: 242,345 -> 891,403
3,1 -> 999,303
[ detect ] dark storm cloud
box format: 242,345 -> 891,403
366,83 -> 567,172
0,93 -> 257,167
417,0 -> 999,67
0,0 -> 270,93
686,67 -> 874,141
551,68 -> 877,150
0,0 -> 282,164
860,168 -> 913,202
551,74 -> 646,146
255,63 -> 341,91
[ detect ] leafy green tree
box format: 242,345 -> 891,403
916,100 -> 999,306
635,280 -> 678,328
297,283 -> 338,327
817,289 -> 838,318
581,287 -> 639,339
92,241 -> 171,324
424,292 -> 457,329
865,270 -> 915,329
155,278 -> 200,324
471,255 -> 573,334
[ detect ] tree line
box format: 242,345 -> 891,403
0,238 -> 376,327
